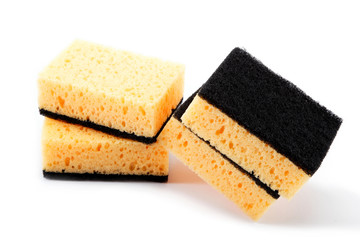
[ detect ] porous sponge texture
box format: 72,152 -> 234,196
199,47 -> 342,175
42,118 -> 168,176
38,40 -> 184,138
158,117 -> 276,220
181,95 -> 310,198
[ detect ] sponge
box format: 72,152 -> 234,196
38,40 -> 184,143
42,118 -> 168,182
158,93 -> 279,220
180,48 -> 342,198
158,48 -> 341,219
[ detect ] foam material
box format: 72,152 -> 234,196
42,118 -> 168,180
158,117 -> 277,220
181,95 -> 309,198
38,40 -> 184,140
198,48 -> 342,175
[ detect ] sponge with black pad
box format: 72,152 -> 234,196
42,118 -> 169,182
38,40 -> 184,144
180,48 -> 342,198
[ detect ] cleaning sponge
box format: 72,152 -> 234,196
159,48 -> 341,219
180,48 -> 342,198
38,40 -> 184,143
181,48 -> 341,198
42,118 -> 168,182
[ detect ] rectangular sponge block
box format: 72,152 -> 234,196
38,40 -> 184,143
158,94 -> 279,220
181,48 -> 342,198
42,118 -> 168,182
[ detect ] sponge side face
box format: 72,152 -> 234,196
181,95 -> 310,198
158,117 -> 277,220
42,118 -> 168,180
38,40 -> 184,139
198,48 -> 342,175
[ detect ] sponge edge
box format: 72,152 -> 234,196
42,118 -> 169,181
198,47 -> 342,175
38,40 -> 184,139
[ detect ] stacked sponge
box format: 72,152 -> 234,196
38,40 -> 184,181
38,42 -> 341,220
158,48 -> 341,219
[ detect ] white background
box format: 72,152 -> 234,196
1,0 -> 359,239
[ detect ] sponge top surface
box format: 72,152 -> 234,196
39,40 -> 184,106
198,48 -> 342,175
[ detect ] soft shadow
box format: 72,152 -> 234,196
168,153 -> 204,184
260,184 -> 360,229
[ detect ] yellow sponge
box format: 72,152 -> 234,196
38,40 -> 184,142
42,118 -> 168,181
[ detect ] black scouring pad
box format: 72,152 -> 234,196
198,48 -> 342,175
43,171 -> 168,182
